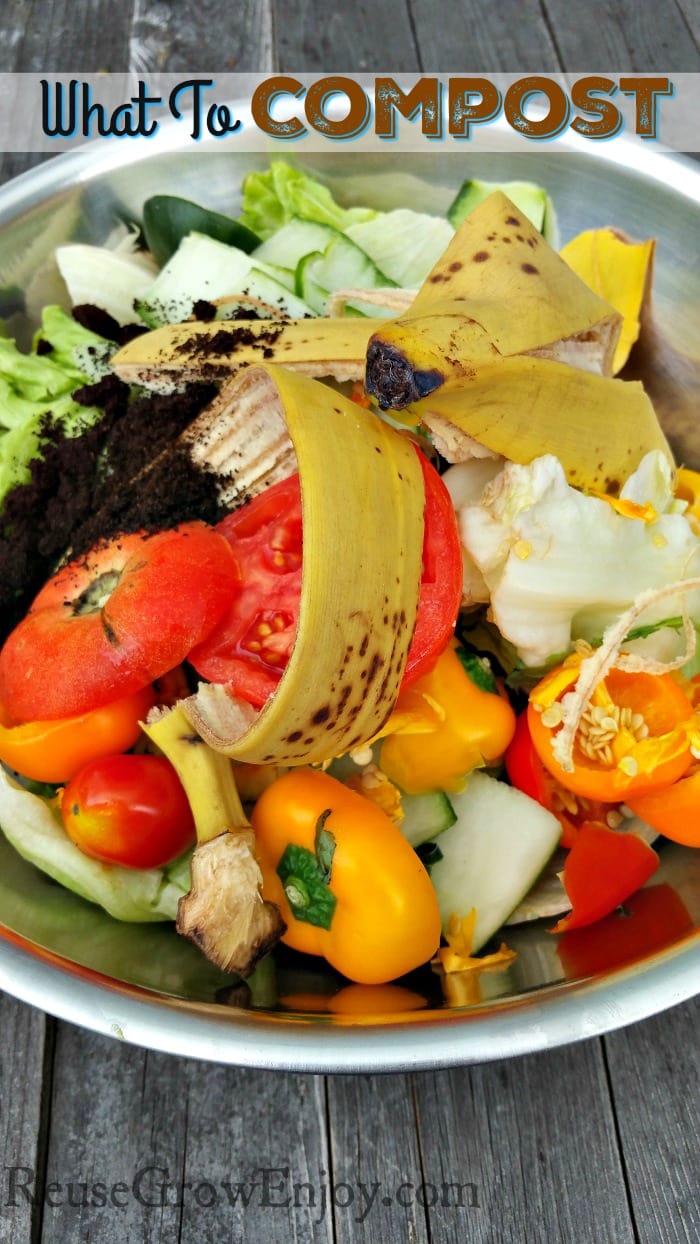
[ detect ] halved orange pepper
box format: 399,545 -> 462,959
252,769 -> 441,984
528,658 -> 695,802
627,767 -> 700,847
0,685 -> 155,784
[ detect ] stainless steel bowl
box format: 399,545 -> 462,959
1,139 -> 699,1069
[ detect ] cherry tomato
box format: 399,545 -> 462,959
0,685 -> 155,784
0,524 -> 239,723
190,452 -> 463,706
61,754 -> 195,869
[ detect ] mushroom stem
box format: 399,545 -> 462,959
142,705 -> 285,976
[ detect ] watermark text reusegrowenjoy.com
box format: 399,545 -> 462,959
5,1165 -> 480,1223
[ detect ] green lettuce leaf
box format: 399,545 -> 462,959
240,160 -> 377,240
0,306 -> 109,507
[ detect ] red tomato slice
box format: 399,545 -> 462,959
61,753 -> 195,869
400,450 -> 463,689
189,475 -> 303,707
0,525 -> 239,723
190,453 -> 463,707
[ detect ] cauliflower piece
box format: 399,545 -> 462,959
458,451 -> 700,667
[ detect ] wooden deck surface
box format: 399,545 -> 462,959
1,3 -> 699,1242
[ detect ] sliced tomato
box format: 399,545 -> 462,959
0,525 -> 239,723
0,685 -> 155,784
400,450 -> 463,688
190,452 -> 463,707
189,475 -> 303,707
61,753 -> 195,869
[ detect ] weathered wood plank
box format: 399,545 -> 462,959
604,998 -> 700,1244
674,0 -> 700,48
275,0 -> 421,72
407,0 -> 563,71
0,996 -> 52,1244
413,1039 -> 636,1244
9,0 -> 135,71
542,0 -> 700,70
326,1074 -> 429,1243
37,1023 -> 331,1244
129,0 -> 274,73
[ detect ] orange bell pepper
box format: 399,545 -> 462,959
0,685 -> 155,784
627,768 -> 700,847
550,822 -> 659,934
528,658 -> 695,803
251,769 -> 441,984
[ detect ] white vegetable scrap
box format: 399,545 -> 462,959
457,451 -> 700,667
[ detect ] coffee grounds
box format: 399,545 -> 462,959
71,304 -> 149,347
0,368 -> 220,641
175,320 -> 286,359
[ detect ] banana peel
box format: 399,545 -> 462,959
143,704 -> 285,976
414,356 -> 673,492
560,227 -> 655,374
180,363 -> 425,766
365,191 -> 622,411
110,316 -> 376,389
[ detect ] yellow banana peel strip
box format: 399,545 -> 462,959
110,316 -> 376,388
560,228 -> 655,375
365,191 -> 622,411
411,356 -> 673,492
183,363 -> 426,766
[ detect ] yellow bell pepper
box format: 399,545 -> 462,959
252,769 -> 441,984
379,644 -> 516,794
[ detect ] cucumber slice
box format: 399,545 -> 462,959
297,235 -> 395,315
135,233 -> 312,327
400,790 -> 456,848
296,249 -> 330,314
346,209 -> 454,286
253,218 -> 339,271
428,771 -> 561,952
447,179 -> 558,245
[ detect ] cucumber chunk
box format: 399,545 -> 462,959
253,217 -> 339,271
429,771 -> 561,951
400,790 -> 456,848
135,232 -> 312,326
447,179 -> 558,246
297,235 -> 395,315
